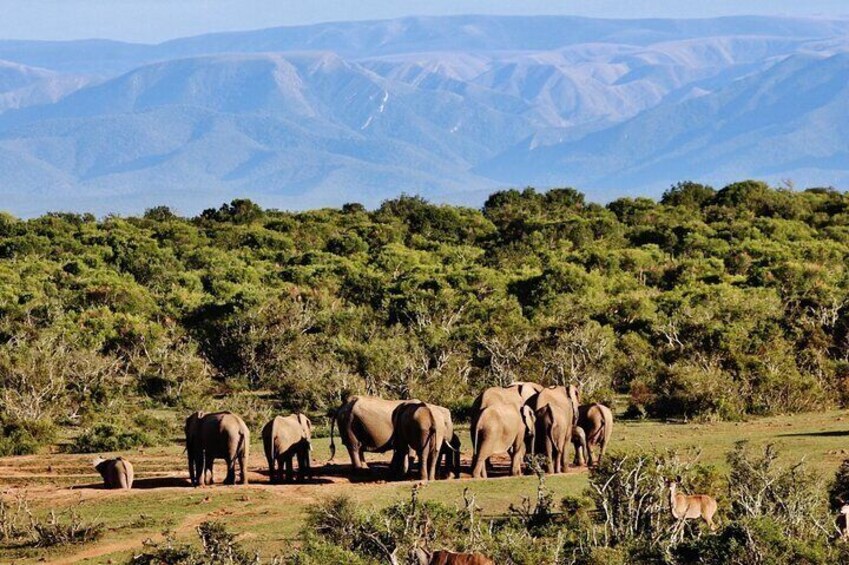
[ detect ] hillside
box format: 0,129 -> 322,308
0,15 -> 848,214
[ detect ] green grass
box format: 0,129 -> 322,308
3,409 -> 849,563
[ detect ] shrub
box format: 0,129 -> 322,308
286,536 -> 373,565
829,458 -> 849,511
648,362 -> 745,421
673,517 -> 834,565
31,510 -> 104,547
130,521 -> 263,564
0,417 -> 55,456
70,420 -> 164,453
726,441 -> 828,539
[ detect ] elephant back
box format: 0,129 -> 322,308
350,396 -> 413,451
533,386 -> 571,413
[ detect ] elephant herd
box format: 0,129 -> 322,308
91,382 -> 613,490
328,381 -> 612,483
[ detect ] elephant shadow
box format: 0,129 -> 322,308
72,476 -> 190,490
778,430 -> 849,438
316,462 -> 398,483
253,468 -> 334,485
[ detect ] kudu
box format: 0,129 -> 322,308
666,476 -> 718,531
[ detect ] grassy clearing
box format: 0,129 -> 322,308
2,409 -> 849,563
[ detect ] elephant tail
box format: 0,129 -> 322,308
237,428 -> 247,461
545,405 -> 558,446
600,406 -> 614,446
328,412 -> 337,464
270,417 -> 282,467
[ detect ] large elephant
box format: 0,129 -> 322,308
469,382 -> 541,453
390,402 -> 445,481
470,404 -> 536,479
531,386 -> 576,474
185,411 -> 250,486
571,403 -> 613,466
262,413 -> 312,483
93,456 -> 134,489
329,395 -> 417,470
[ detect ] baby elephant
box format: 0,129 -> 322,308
93,456 -> 134,489
262,413 -> 312,483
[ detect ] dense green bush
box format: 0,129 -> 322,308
0,417 -> 55,456
3,183 -> 849,427
70,415 -> 171,453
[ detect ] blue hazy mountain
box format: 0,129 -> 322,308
0,15 -> 847,215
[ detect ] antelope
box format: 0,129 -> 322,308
414,548 -> 495,565
666,476 -> 718,530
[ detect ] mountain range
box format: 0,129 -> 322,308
0,15 -> 848,216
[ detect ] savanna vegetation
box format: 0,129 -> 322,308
3,180 -> 849,563
3,180 -> 849,454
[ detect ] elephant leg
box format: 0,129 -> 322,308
239,451 -> 248,485
471,453 -> 487,479
389,448 -> 406,480
266,454 -> 276,484
205,459 -> 214,486
428,448 -> 439,481
224,456 -> 236,485
545,438 -> 555,474
511,442 -> 526,476
285,456 -> 294,482
418,449 -> 429,482
297,450 -> 308,481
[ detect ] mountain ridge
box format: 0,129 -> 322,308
0,15 -> 847,216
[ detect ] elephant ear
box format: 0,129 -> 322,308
297,414 -> 313,439
185,411 -> 204,442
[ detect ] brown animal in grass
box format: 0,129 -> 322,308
414,548 -> 495,564
666,476 -> 718,530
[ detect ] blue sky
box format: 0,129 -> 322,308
1,0 -> 848,42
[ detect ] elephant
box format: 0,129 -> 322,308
92,456 -> 133,489
262,413 -> 312,483
329,395 -> 418,470
470,404 -> 536,479
469,382 -> 541,454
571,426 -> 588,466
185,411 -> 250,486
390,402 -> 445,481
531,386 -> 576,474
571,403 -> 613,466
432,404 -> 461,479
